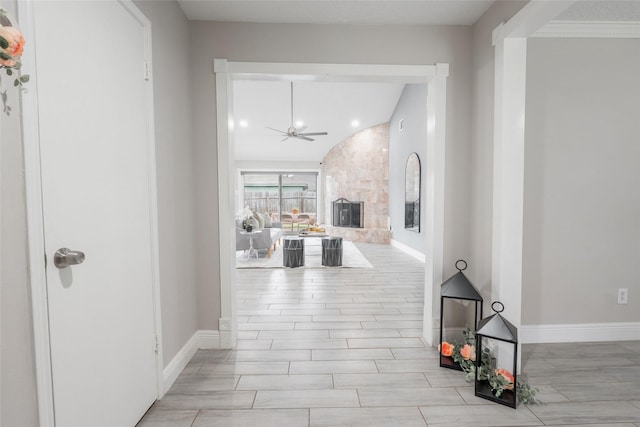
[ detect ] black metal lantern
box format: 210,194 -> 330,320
439,260 -> 483,370
474,301 -> 518,408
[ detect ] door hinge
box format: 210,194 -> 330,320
44,253 -> 48,268
144,61 -> 151,81
154,335 -> 160,354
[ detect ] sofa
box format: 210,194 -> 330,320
236,220 -> 282,258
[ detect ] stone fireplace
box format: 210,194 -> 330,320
322,123 -> 391,244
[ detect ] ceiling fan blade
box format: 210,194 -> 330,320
298,132 -> 328,136
280,136 -> 290,142
296,136 -> 314,141
266,126 -> 287,135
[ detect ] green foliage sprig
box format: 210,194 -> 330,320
445,328 -> 539,404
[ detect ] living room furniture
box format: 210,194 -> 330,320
236,221 -> 282,258
283,236 -> 304,267
321,236 -> 343,266
296,213 -> 311,230
239,230 -> 260,261
280,213 -> 294,231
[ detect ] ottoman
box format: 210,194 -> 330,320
321,237 -> 343,267
283,237 -> 304,267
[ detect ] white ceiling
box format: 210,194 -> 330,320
233,80 -> 406,162
177,1 -> 495,26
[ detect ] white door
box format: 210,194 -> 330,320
33,1 -> 158,425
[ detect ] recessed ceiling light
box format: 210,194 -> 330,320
295,120 -> 304,128
351,120 -> 360,128
239,120 -> 248,128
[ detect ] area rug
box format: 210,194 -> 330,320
236,239 -> 373,269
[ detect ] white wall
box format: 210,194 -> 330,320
0,1 -> 40,425
522,37 -> 640,324
191,22 -> 475,329
133,0 -> 199,366
389,84 -> 428,252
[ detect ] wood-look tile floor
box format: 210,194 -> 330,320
138,243 -> 640,426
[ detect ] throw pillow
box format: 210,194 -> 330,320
261,212 -> 273,228
252,212 -> 264,229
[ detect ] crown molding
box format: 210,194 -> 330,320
534,20 -> 640,38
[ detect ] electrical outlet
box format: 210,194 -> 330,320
617,288 -> 628,305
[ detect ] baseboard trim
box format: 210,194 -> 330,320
521,322 -> 640,344
390,239 -> 425,263
199,329 -> 221,349
160,330 -> 220,397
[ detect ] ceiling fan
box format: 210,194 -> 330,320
267,82 -> 328,142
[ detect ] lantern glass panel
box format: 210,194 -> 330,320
475,336 -> 518,408
439,298 -> 481,370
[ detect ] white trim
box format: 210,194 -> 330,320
422,63 -> 448,347
160,330 -> 220,397
214,60 -> 238,350
390,239 -> 425,263
521,323 -> 640,344
534,21 -> 640,38
19,1 -> 55,424
494,0 -> 578,41
218,316 -> 234,349
160,333 -> 198,397
198,330 -> 221,349
224,62 -> 436,83
21,1 -> 163,424
214,61 -> 448,351
119,0 -> 166,401
491,31 -> 527,333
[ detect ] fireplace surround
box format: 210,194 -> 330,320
332,198 -> 364,228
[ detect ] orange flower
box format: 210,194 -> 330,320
438,341 -> 453,357
460,344 -> 476,361
0,26 -> 25,66
495,368 -> 514,390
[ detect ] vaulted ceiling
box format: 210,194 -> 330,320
232,80 -> 406,162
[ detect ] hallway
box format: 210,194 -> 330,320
139,243 -> 640,426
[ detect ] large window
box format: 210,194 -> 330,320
242,172 -> 318,224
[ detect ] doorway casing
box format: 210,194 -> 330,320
214,60 -> 449,348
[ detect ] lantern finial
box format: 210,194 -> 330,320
491,301 -> 504,314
